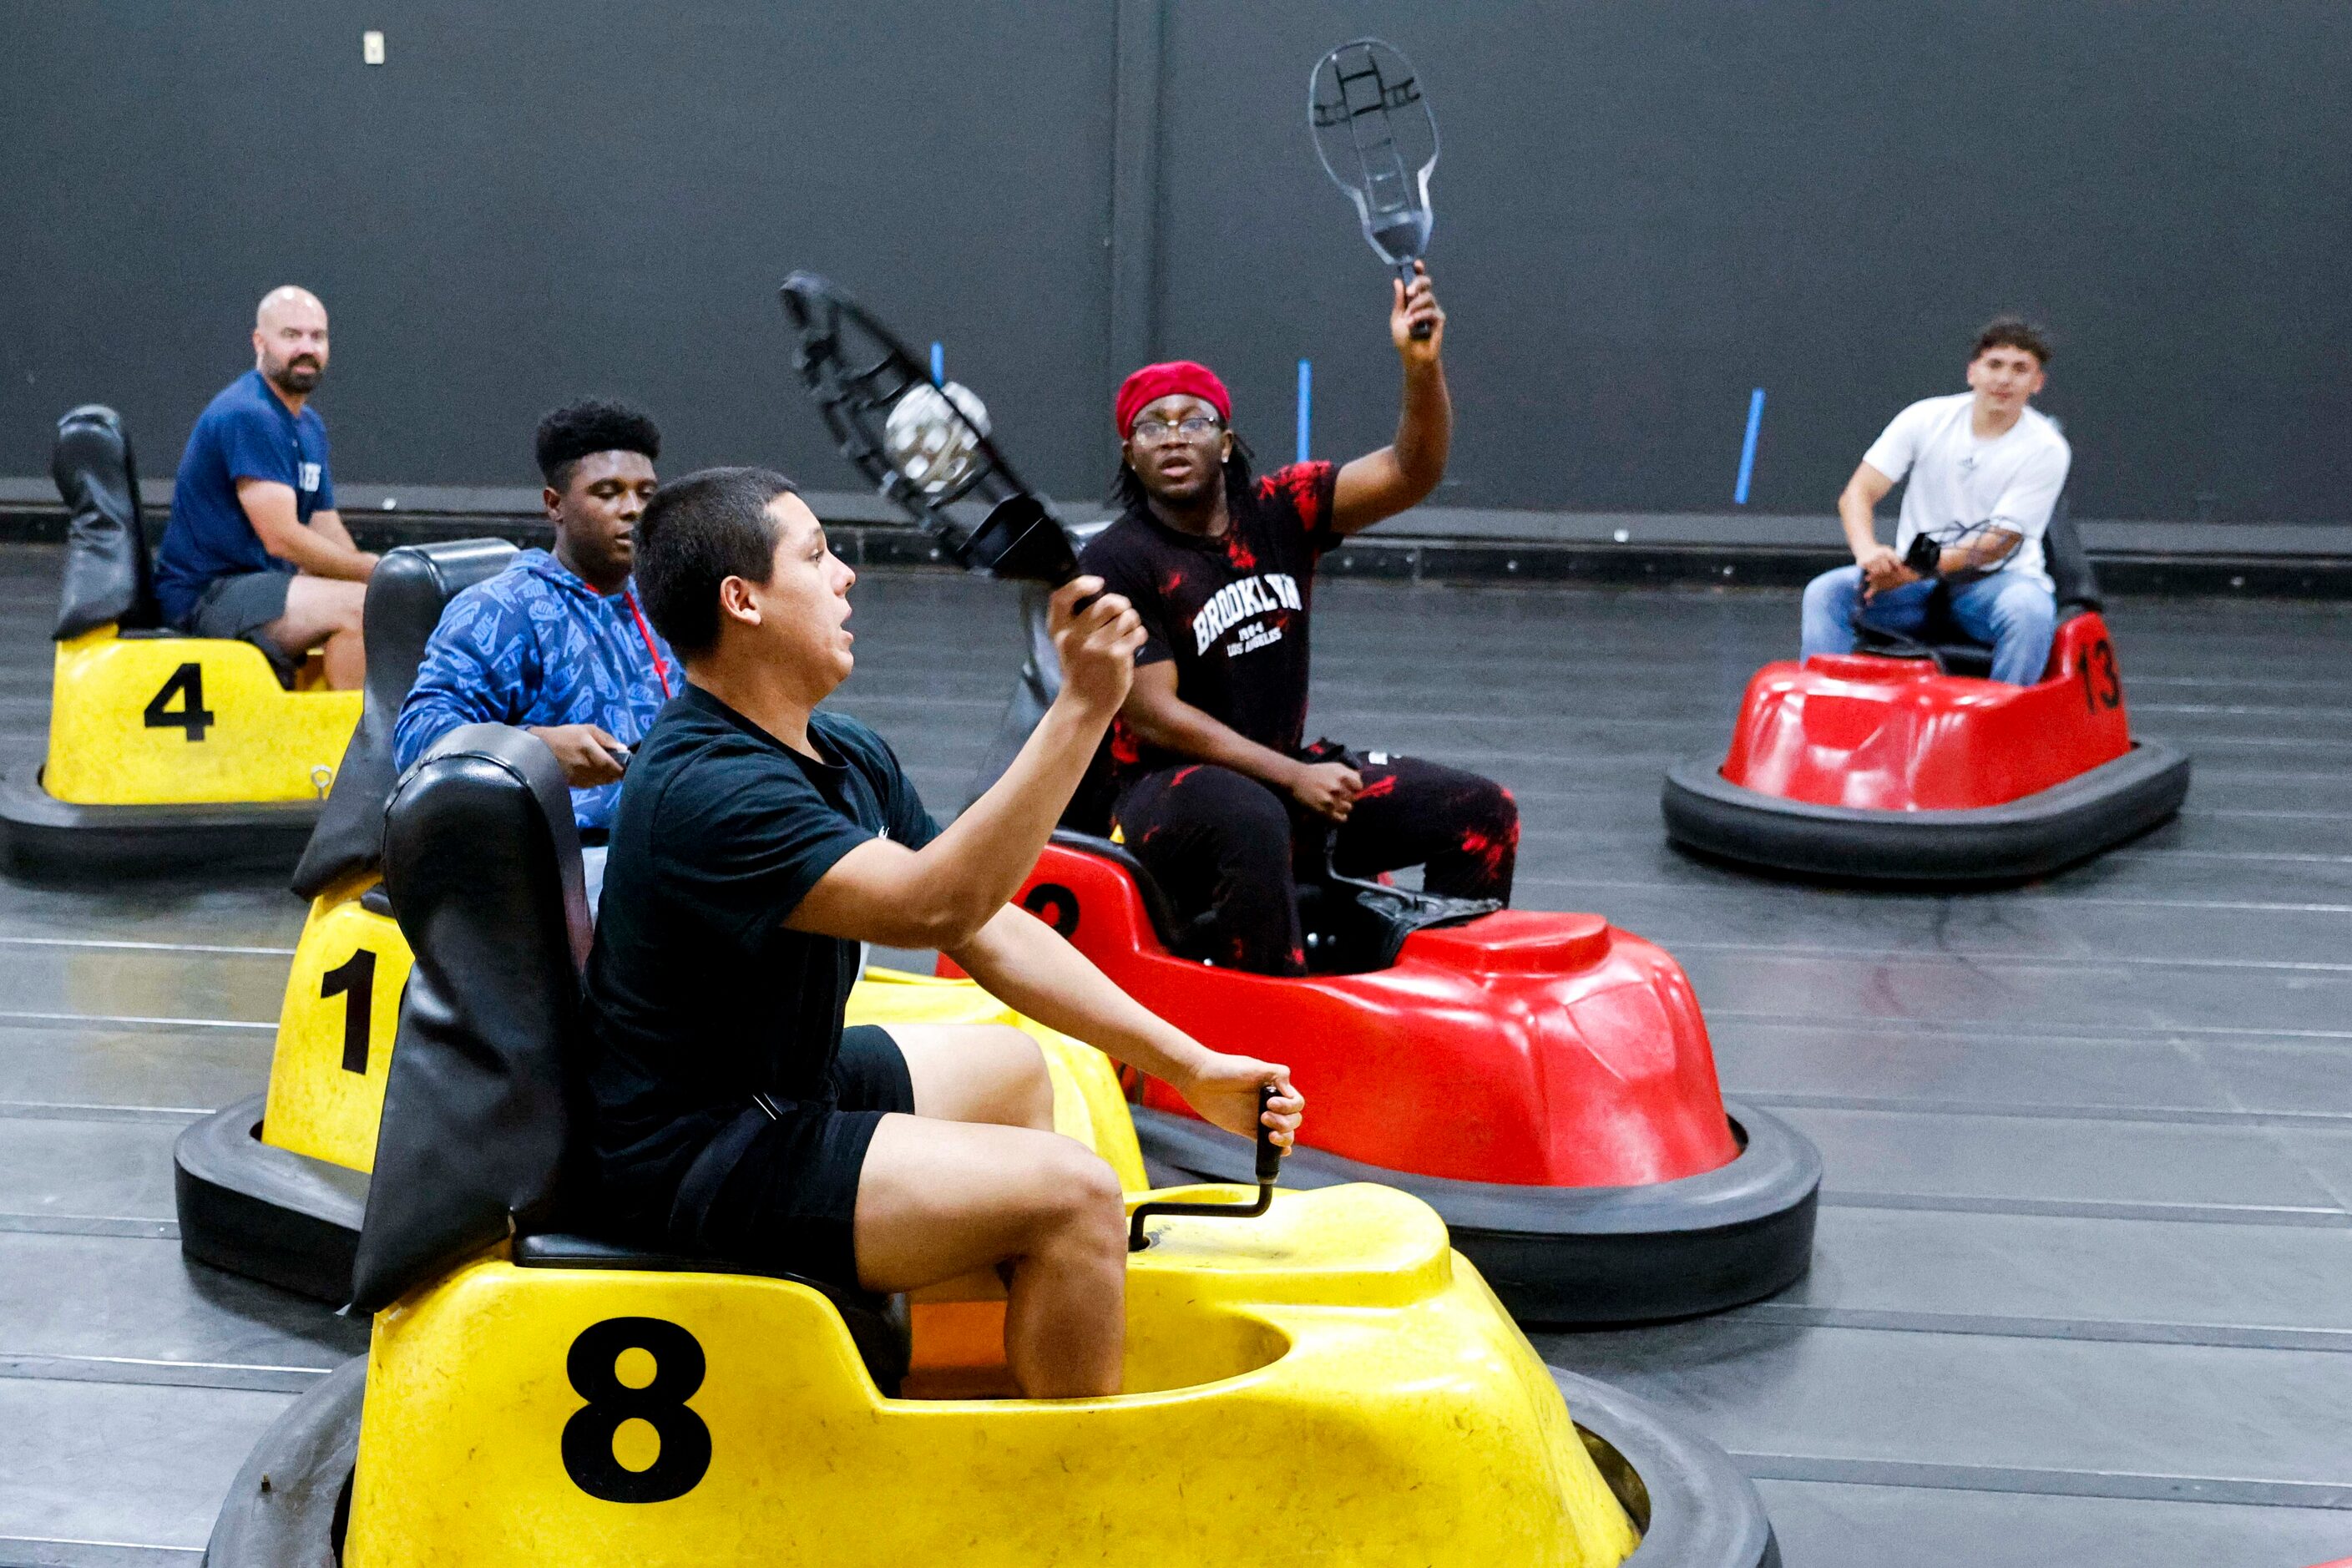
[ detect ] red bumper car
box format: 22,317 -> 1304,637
977,833 -> 1820,1325
1663,507 -> 2190,881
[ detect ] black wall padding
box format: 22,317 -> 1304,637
290,539 -> 518,898
347,723 -> 591,1313
49,405 -> 159,638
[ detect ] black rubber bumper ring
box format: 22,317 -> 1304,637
0,764 -> 324,879
174,1092 -> 369,1307
1553,1363 -> 1781,1567
1661,741 -> 2191,883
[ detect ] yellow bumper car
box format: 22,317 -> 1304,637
175,539 -> 1141,1307
0,407 -> 363,878
199,726 -> 1776,1565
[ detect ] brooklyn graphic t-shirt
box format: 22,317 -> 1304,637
1078,460 -> 1338,782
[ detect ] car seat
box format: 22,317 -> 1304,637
290,539 -> 518,900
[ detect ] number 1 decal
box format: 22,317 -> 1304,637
563,1318 -> 712,1503
321,949 -> 377,1075
2078,638 -> 2122,713
143,662 -> 215,741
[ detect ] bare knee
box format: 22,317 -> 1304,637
1031,1145 -> 1125,1258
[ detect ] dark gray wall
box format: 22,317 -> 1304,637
4,2 -> 2347,522
0,1 -> 1119,495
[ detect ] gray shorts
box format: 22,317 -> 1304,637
182,571 -> 297,680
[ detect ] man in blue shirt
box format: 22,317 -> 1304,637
394,400 -> 673,901
153,286 -> 377,686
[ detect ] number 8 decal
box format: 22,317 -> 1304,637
562,1317 -> 712,1503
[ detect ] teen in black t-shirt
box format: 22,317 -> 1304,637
1079,266 -> 1518,974
584,467 -> 1302,1399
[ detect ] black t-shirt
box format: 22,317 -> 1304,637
1079,460 -> 1339,781
583,685 -> 939,1229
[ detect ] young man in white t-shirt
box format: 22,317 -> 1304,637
1800,318 -> 2071,685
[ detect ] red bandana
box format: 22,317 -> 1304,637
1114,360 -> 1232,438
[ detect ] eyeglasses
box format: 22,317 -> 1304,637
1130,415 -> 1223,446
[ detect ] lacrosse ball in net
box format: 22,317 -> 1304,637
884,380 -> 990,493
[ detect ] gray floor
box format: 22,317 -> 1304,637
0,542 -> 2347,1566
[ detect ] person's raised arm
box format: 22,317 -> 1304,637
235,479 -> 377,580
1839,462 -> 1910,594
1119,661 -> 1359,822
786,578 -> 1146,949
945,905 -> 1303,1148
1331,261 -> 1450,536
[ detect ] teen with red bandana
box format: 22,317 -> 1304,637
1077,265 -> 1517,975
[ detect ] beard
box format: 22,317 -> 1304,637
268,357 -> 323,394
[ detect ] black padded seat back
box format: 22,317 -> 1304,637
2043,493 -> 2101,615
291,539 -> 519,898
347,723 -> 590,1313
50,405 -> 160,637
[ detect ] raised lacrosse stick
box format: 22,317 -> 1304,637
1310,38 -> 1439,339
777,272 -> 1078,583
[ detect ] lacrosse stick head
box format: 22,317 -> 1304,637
1310,38 -> 1439,268
777,272 -> 1075,582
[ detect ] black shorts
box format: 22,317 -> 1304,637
690,1024 -> 917,1292
183,570 -> 298,680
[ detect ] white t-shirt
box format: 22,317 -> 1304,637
1861,393 -> 2071,591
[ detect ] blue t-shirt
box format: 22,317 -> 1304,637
392,549 -> 677,835
154,370 -> 336,624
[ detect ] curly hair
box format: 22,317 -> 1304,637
534,398 -> 662,489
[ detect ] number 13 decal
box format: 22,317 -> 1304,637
2078,638 -> 2122,712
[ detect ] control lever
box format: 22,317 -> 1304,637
1127,1085 -> 1281,1252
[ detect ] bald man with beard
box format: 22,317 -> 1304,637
154,286 -> 377,687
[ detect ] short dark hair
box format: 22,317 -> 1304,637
1972,316 -> 2052,367
635,466 -> 799,657
534,398 -> 661,489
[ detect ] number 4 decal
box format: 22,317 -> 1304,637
144,662 -> 215,741
321,949 -> 377,1075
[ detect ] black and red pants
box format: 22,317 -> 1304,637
1111,746 -> 1518,975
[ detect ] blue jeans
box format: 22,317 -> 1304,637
1800,567 -> 2058,686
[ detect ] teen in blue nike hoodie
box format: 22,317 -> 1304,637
394,402 -> 670,898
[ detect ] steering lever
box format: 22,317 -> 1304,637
1127,1085 -> 1281,1252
